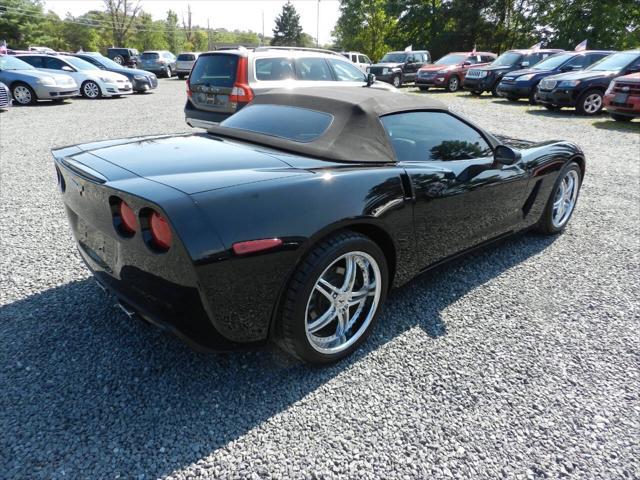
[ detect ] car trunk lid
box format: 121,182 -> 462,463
188,53 -> 242,115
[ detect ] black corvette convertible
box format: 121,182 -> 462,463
52,87 -> 584,364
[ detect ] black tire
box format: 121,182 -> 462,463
491,82 -> 500,97
177,73 -> 186,80
113,55 -> 124,65
576,88 -> 604,116
164,66 -> 173,78
446,75 -> 460,92
469,90 -> 482,96
418,86 -> 429,91
544,104 -> 561,111
507,95 -> 519,101
392,74 -> 402,88
611,113 -> 632,122
11,82 -> 37,105
528,91 -> 537,105
81,80 -> 101,99
536,162 -> 582,235
276,230 -> 389,364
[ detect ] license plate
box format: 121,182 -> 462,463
205,93 -> 228,106
614,93 -> 629,104
77,218 -> 116,270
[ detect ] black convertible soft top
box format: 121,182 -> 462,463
206,87 -> 450,163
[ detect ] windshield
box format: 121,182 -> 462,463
532,53 -> 572,70
90,55 -> 122,69
492,52 -> 522,66
587,52 -> 638,71
0,56 -> 35,70
380,53 -> 407,63
63,56 -> 98,71
435,54 -> 466,66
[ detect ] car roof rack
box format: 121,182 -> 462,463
253,46 -> 342,57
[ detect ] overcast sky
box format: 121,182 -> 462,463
44,0 -> 341,45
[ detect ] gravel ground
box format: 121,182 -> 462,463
1,80 -> 639,479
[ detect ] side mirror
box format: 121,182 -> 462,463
494,145 -> 521,166
62,65 -> 74,72
366,73 -> 376,86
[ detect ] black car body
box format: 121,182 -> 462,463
464,49 -> 564,95
367,50 -> 431,87
73,53 -> 158,93
107,48 -> 139,68
536,50 -> 640,115
497,50 -> 613,102
52,87 -> 585,364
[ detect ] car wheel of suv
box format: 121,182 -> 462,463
576,89 -> 604,115
418,86 -> 429,91
536,162 -> 582,235
507,95 -> 519,101
491,83 -> 500,97
277,230 -> 388,364
165,66 -> 172,78
392,74 -> 402,88
528,91 -> 537,105
11,83 -> 37,105
177,73 -> 186,80
113,55 -> 124,65
81,81 -> 101,99
544,104 -> 560,111
611,113 -> 632,122
447,76 -> 460,92
469,90 -> 482,96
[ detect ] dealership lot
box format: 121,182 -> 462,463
1,79 -> 638,478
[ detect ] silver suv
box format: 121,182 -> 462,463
185,47 -> 394,128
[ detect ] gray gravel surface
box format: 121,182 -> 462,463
1,80 -> 639,479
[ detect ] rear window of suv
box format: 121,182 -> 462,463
190,54 -> 238,87
141,52 -> 159,59
178,54 -> 196,61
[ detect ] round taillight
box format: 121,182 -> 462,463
149,211 -> 172,250
119,201 -> 137,234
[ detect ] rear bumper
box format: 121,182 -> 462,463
535,89 -> 578,107
184,99 -> 241,127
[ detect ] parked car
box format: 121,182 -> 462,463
0,55 -> 78,105
366,50 -> 431,87
340,51 -> 373,72
73,52 -> 158,93
535,50 -> 640,115
185,47 -> 394,129
416,51 -> 496,92
603,72 -> 640,121
18,54 -> 133,99
176,52 -> 202,79
464,48 -> 563,96
52,86 -> 585,364
497,50 -> 613,103
139,51 -> 177,78
29,46 -> 56,54
0,81 -> 11,108
107,48 -> 140,68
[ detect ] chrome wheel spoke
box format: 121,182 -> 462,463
307,306 -> 338,334
316,278 -> 339,301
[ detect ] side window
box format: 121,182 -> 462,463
358,55 -> 367,64
21,56 -> 43,68
566,55 -> 587,69
327,58 -> 366,81
587,53 -> 607,65
407,54 -> 416,63
254,57 -> 295,81
44,57 -> 66,70
363,55 -> 372,64
295,57 -> 332,81
351,54 -> 357,62
380,111 -> 493,162
466,56 -> 478,64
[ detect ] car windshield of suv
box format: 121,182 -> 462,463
141,52 -> 160,60
221,104 -> 333,143
0,56 -> 35,70
492,52 -> 523,66
63,56 -> 99,71
435,54 -> 466,65
587,52 -> 638,72
380,53 -> 407,63
532,53 -> 572,70
190,54 -> 238,87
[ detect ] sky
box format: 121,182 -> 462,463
44,0 -> 341,45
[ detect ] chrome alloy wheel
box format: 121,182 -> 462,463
582,93 -> 602,114
552,169 -> 580,228
83,81 -> 100,98
13,85 -> 32,104
305,251 -> 382,354
448,76 -> 459,92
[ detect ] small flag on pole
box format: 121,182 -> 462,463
471,44 -> 476,56
0,40 -> 7,55
404,45 -> 412,52
529,42 -> 542,51
574,40 -> 587,51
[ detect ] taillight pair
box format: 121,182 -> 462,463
114,199 -> 172,251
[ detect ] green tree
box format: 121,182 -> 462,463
334,0 -> 395,61
0,0 -> 48,48
165,10 -> 180,52
104,0 -> 141,46
271,1 -> 303,46
132,12 -> 167,51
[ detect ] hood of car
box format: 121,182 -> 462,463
419,64 -> 458,72
504,68 -> 549,78
67,133 -> 308,195
547,70 -> 618,81
371,62 -> 403,69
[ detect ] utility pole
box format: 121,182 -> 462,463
207,17 -> 211,51
261,9 -> 265,46
316,0 -> 320,47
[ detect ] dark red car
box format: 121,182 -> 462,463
416,51 -> 497,92
604,72 -> 640,121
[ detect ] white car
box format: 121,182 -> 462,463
16,54 -> 133,99
176,52 -> 201,79
340,51 -> 373,72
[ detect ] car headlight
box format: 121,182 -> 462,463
558,80 -> 580,88
38,76 -> 56,86
98,76 -> 112,83
382,68 -> 389,75
479,71 -> 488,78
517,74 -> 536,81
133,74 -> 146,80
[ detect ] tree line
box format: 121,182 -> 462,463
334,0 -> 640,62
